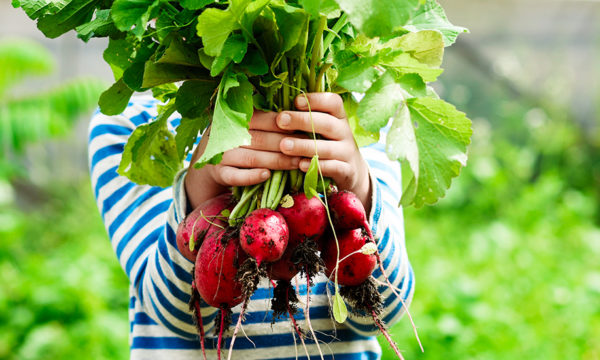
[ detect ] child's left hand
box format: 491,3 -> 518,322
277,93 -> 371,213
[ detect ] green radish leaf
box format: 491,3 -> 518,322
196,0 -> 251,57
141,62 -> 211,88
157,37 -> 204,67
272,4 -> 310,54
36,0 -> 99,39
299,0 -> 340,18
197,48 -> 215,70
334,0 -> 420,37
357,71 -> 404,133
75,9 -> 118,41
239,50 -> 269,76
180,0 -> 213,11
210,34 -> 248,76
398,97 -> 472,207
151,83 -> 178,102
195,71 -> 254,167
344,94 -> 379,148
175,115 -> 210,161
403,0 -> 468,46
384,53 -> 443,83
122,61 -> 146,91
386,103 -> 419,206
111,0 -> 158,38
304,155 -> 319,199
98,78 -> 134,115
173,80 -> 216,160
386,105 -> 418,205
16,0 -> 70,20
333,50 -> 379,93
333,289 -> 348,323
117,103 -> 181,187
393,30 -> 445,67
396,73 -> 427,98
175,80 -> 217,118
103,37 -> 135,80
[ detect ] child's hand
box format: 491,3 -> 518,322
185,111 -> 302,209
277,93 -> 371,213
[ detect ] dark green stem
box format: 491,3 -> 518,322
260,176 -> 272,208
270,171 -> 288,210
282,58 -> 291,110
322,12 -> 348,55
315,63 -> 332,93
309,16 -> 327,93
267,170 -> 283,208
229,184 -> 261,226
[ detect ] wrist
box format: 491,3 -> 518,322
184,165 -> 228,210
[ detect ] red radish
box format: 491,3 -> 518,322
177,193 -> 234,261
268,247 -> 298,282
195,227 -> 246,309
322,228 -> 377,286
239,208 -> 289,265
328,190 -> 369,231
277,193 -> 327,247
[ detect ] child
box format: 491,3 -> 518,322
88,92 -> 414,359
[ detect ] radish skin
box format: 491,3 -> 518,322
195,228 -> 246,309
177,193 -> 233,261
322,228 -> 377,286
239,208 -> 289,266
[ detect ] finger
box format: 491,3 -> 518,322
294,92 -> 346,119
250,110 -> 294,133
241,130 -> 288,152
214,165 -> 271,187
222,148 -> 301,170
279,137 -> 354,161
298,158 -> 354,187
277,110 -> 351,140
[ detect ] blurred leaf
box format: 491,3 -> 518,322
0,39 -> 55,97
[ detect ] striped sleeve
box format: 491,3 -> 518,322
88,102 -> 199,339
343,142 -> 415,336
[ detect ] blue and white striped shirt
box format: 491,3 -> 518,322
88,96 -> 414,360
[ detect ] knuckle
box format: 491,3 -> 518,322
301,140 -> 314,156
249,130 -> 263,147
220,169 -> 234,185
242,152 -> 257,168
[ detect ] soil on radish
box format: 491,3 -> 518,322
339,277 -> 383,315
270,279 -> 299,320
291,239 -> 323,282
236,257 -> 267,300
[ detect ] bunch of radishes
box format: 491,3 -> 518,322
176,183 -> 405,359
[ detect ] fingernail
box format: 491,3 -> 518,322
261,170 -> 270,179
281,139 -> 294,151
299,159 -> 309,171
279,113 -> 291,127
296,96 -> 307,108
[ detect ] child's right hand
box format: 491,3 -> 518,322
184,110 -> 302,209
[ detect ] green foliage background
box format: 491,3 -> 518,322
1,3 -> 599,360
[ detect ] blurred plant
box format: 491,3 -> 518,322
0,38 -> 106,180
0,38 -> 127,360
379,39 -> 600,359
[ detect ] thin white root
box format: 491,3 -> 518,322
372,261 -> 424,353
305,275 -> 325,360
226,301 -> 247,360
